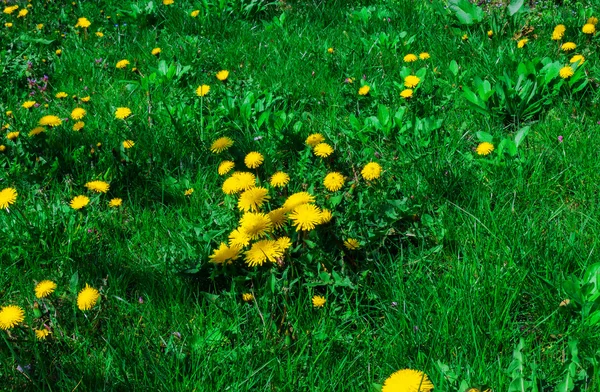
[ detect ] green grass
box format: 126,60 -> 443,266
1,0 -> 600,390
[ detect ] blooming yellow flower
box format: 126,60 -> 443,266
268,208 -> 287,230
283,192 -> 315,211
312,295 -> 326,308
39,115 -> 62,127
228,228 -> 251,248
570,55 -> 585,64
210,137 -> 234,154
222,172 -> 256,194
245,240 -> 282,267
552,30 -> 564,40
29,127 -> 46,137
191,10 -> 200,17
209,243 -> 241,264
109,198 -> 122,207
216,70 -> 229,81
5,23 -> 13,28
323,172 -> 345,192
151,47 -> 161,56
75,17 -> 91,28
3,5 -> 19,15
582,24 -> 596,34
242,293 -> 254,302
306,133 -> 325,147
17,9 -> 28,18
344,238 -> 360,250
218,161 -> 235,175
400,89 -> 413,99
7,132 -> 19,140
244,151 -> 264,169
72,121 -> 85,131
382,369 -> 434,392
319,208 -> 333,224
95,31 -> 104,37
239,212 -> 272,239
70,195 -> 90,210
77,284 -> 100,311
185,188 -> 194,196
517,38 -> 528,48
561,42 -> 576,51
361,162 -> 382,180
56,92 -> 68,99
123,140 -> 135,148
313,142 -> 333,158
55,49 -> 62,56
559,66 -> 574,79
0,305 -> 25,330
554,24 -> 566,34
35,329 -> 51,340
238,187 -> 269,212
487,30 -> 493,37
403,53 -> 417,62
0,145 -> 6,152
588,17 -> 598,25
462,34 -> 468,40
85,181 -> 110,193
270,171 -> 290,187
476,142 -> 494,156
115,107 -> 132,119
289,204 -> 322,231
276,236 -> 292,251
196,85 -> 210,97
116,59 -> 130,69
6,111 -> 12,117
404,75 -> 420,88
80,96 -> 91,102
163,0 -> 174,4
0,188 -> 18,210
71,107 -> 86,120
358,85 -> 370,96
35,280 -> 57,298
22,101 -> 36,109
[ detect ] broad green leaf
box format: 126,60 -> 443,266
508,0 -> 524,16
514,126 -> 530,148
449,60 -> 459,77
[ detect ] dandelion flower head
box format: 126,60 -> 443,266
517,38 -> 528,48
115,107 -> 132,119
239,212 -> 272,239
36,329 -> 51,340
582,24 -> 596,34
570,55 -> 585,64
218,161 -> 235,176
344,238 -> 360,250
116,59 -> 130,69
400,89 -> 413,99
0,187 -> 18,209
312,295 -> 326,308
222,172 -> 256,194
29,127 -> 45,137
283,192 -> 315,211
559,66 -> 574,79
109,198 -> 122,207
244,152 -> 264,169
35,280 -> 57,298
403,54 -> 417,62
238,187 -> 270,212
191,10 -> 200,17
358,85 -> 371,96
72,121 -> 85,131
123,140 -> 135,148
39,115 -> 62,127
0,305 -> 25,330
210,137 -> 234,154
22,101 -> 36,109
289,204 -> 322,231
77,284 -> 100,311
419,52 -> 430,60
245,240 -> 282,267
75,17 -> 91,28
209,243 -> 241,264
242,293 -> 254,302
70,195 -> 90,210
323,172 -> 345,192
404,75 -> 420,88
84,181 -> 110,194
268,208 -> 287,230
320,208 -> 333,224
7,132 -> 19,140
56,92 -> 68,99
382,369 -> 434,392
361,162 -> 382,180
196,85 -> 210,97
313,143 -> 333,158
476,142 -> 494,156
216,70 -> 229,81
306,133 -> 325,147
587,17 -> 598,25
561,42 -> 576,51
270,172 -> 290,188
71,107 -> 86,120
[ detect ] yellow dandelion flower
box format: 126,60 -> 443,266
283,192 -> 315,211
163,0 -> 174,4
123,140 -> 135,148
361,162 -> 382,181
313,142 -> 333,158
29,127 -> 45,137
404,53 -> 418,62
244,151 -> 264,169
238,187 -> 269,212
306,133 -> 325,147
559,66 -> 574,79
319,208 -> 333,224
56,92 -> 68,99
570,55 -> 585,64
343,238 -> 360,250
289,204 -> 322,231
275,236 -> 292,251
552,30 -> 564,40
554,24 -> 566,34
404,75 -> 420,88
583,24 -> 596,34
70,195 -> 90,210
115,107 -> 132,119
191,10 -> 200,17
400,89 -> 413,99
222,172 -> 256,194
85,181 -> 110,193
72,121 -> 85,131
22,101 -> 36,109
245,240 -> 282,267
109,198 -> 122,207
216,70 -> 229,81
77,284 -> 100,311
3,5 -> 19,15
39,115 -> 62,127
71,107 -> 86,120
5,23 -> 13,28
80,96 -> 91,103
209,243 -> 241,264
419,52 -> 430,59
229,228 -> 251,248
382,369 -> 434,392
55,49 -> 62,55
587,17 -> 598,25
487,30 -> 493,37
242,293 -> 254,302
270,171 -> 290,187
151,47 -> 161,56
239,212 -> 272,239
312,295 -> 326,308
0,305 -> 25,330
561,42 -> 576,51
75,17 -> 91,28
210,137 -> 234,154
7,132 -> 19,140
268,208 -> 287,230
35,329 -> 51,340
358,85 -> 370,96
116,59 -> 130,69
95,31 -> 104,37
35,280 -> 56,298
6,111 -> 12,117
476,142 -> 494,155
462,34 -> 468,40
323,172 -> 345,192
218,160 -> 235,175
0,145 -> 6,152
517,38 -> 528,48
184,188 -> 194,196
196,85 -> 210,97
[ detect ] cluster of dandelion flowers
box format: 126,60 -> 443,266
245,152 -> 264,169
29,127 -> 46,137
517,38 -> 528,48
245,240 -> 283,267
323,172 -> 345,192
400,89 -> 413,99
218,161 -> 235,176
109,198 -> 122,208
312,295 -> 326,308
313,142 -> 333,158
85,180 -> 110,193
210,136 -> 234,154
115,107 -> 132,120
216,70 -> 229,81
358,85 -> 371,96
0,305 -> 25,330
403,53 -> 417,62
75,17 -> 91,28
36,329 -> 51,340
361,162 -> 382,181
123,140 -> 135,149
39,115 -> 62,127
77,284 -> 100,311
0,187 -> 17,209
476,142 -> 494,156
270,171 -> 290,188
242,293 -> 254,302
209,243 -> 241,264
70,195 -> 90,210
238,187 -> 270,212
239,212 -> 273,239
382,369 -> 434,392
222,172 -> 256,194
582,23 -> 596,34
561,42 -> 576,51
289,204 -> 322,231
116,59 -> 130,69
404,75 -> 420,88
196,84 -> 210,97
344,238 -> 360,250
560,66 -> 574,79
35,280 -> 57,298
306,133 -> 325,147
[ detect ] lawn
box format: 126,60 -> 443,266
1,0 -> 600,391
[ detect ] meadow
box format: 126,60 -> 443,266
1,0 -> 600,390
